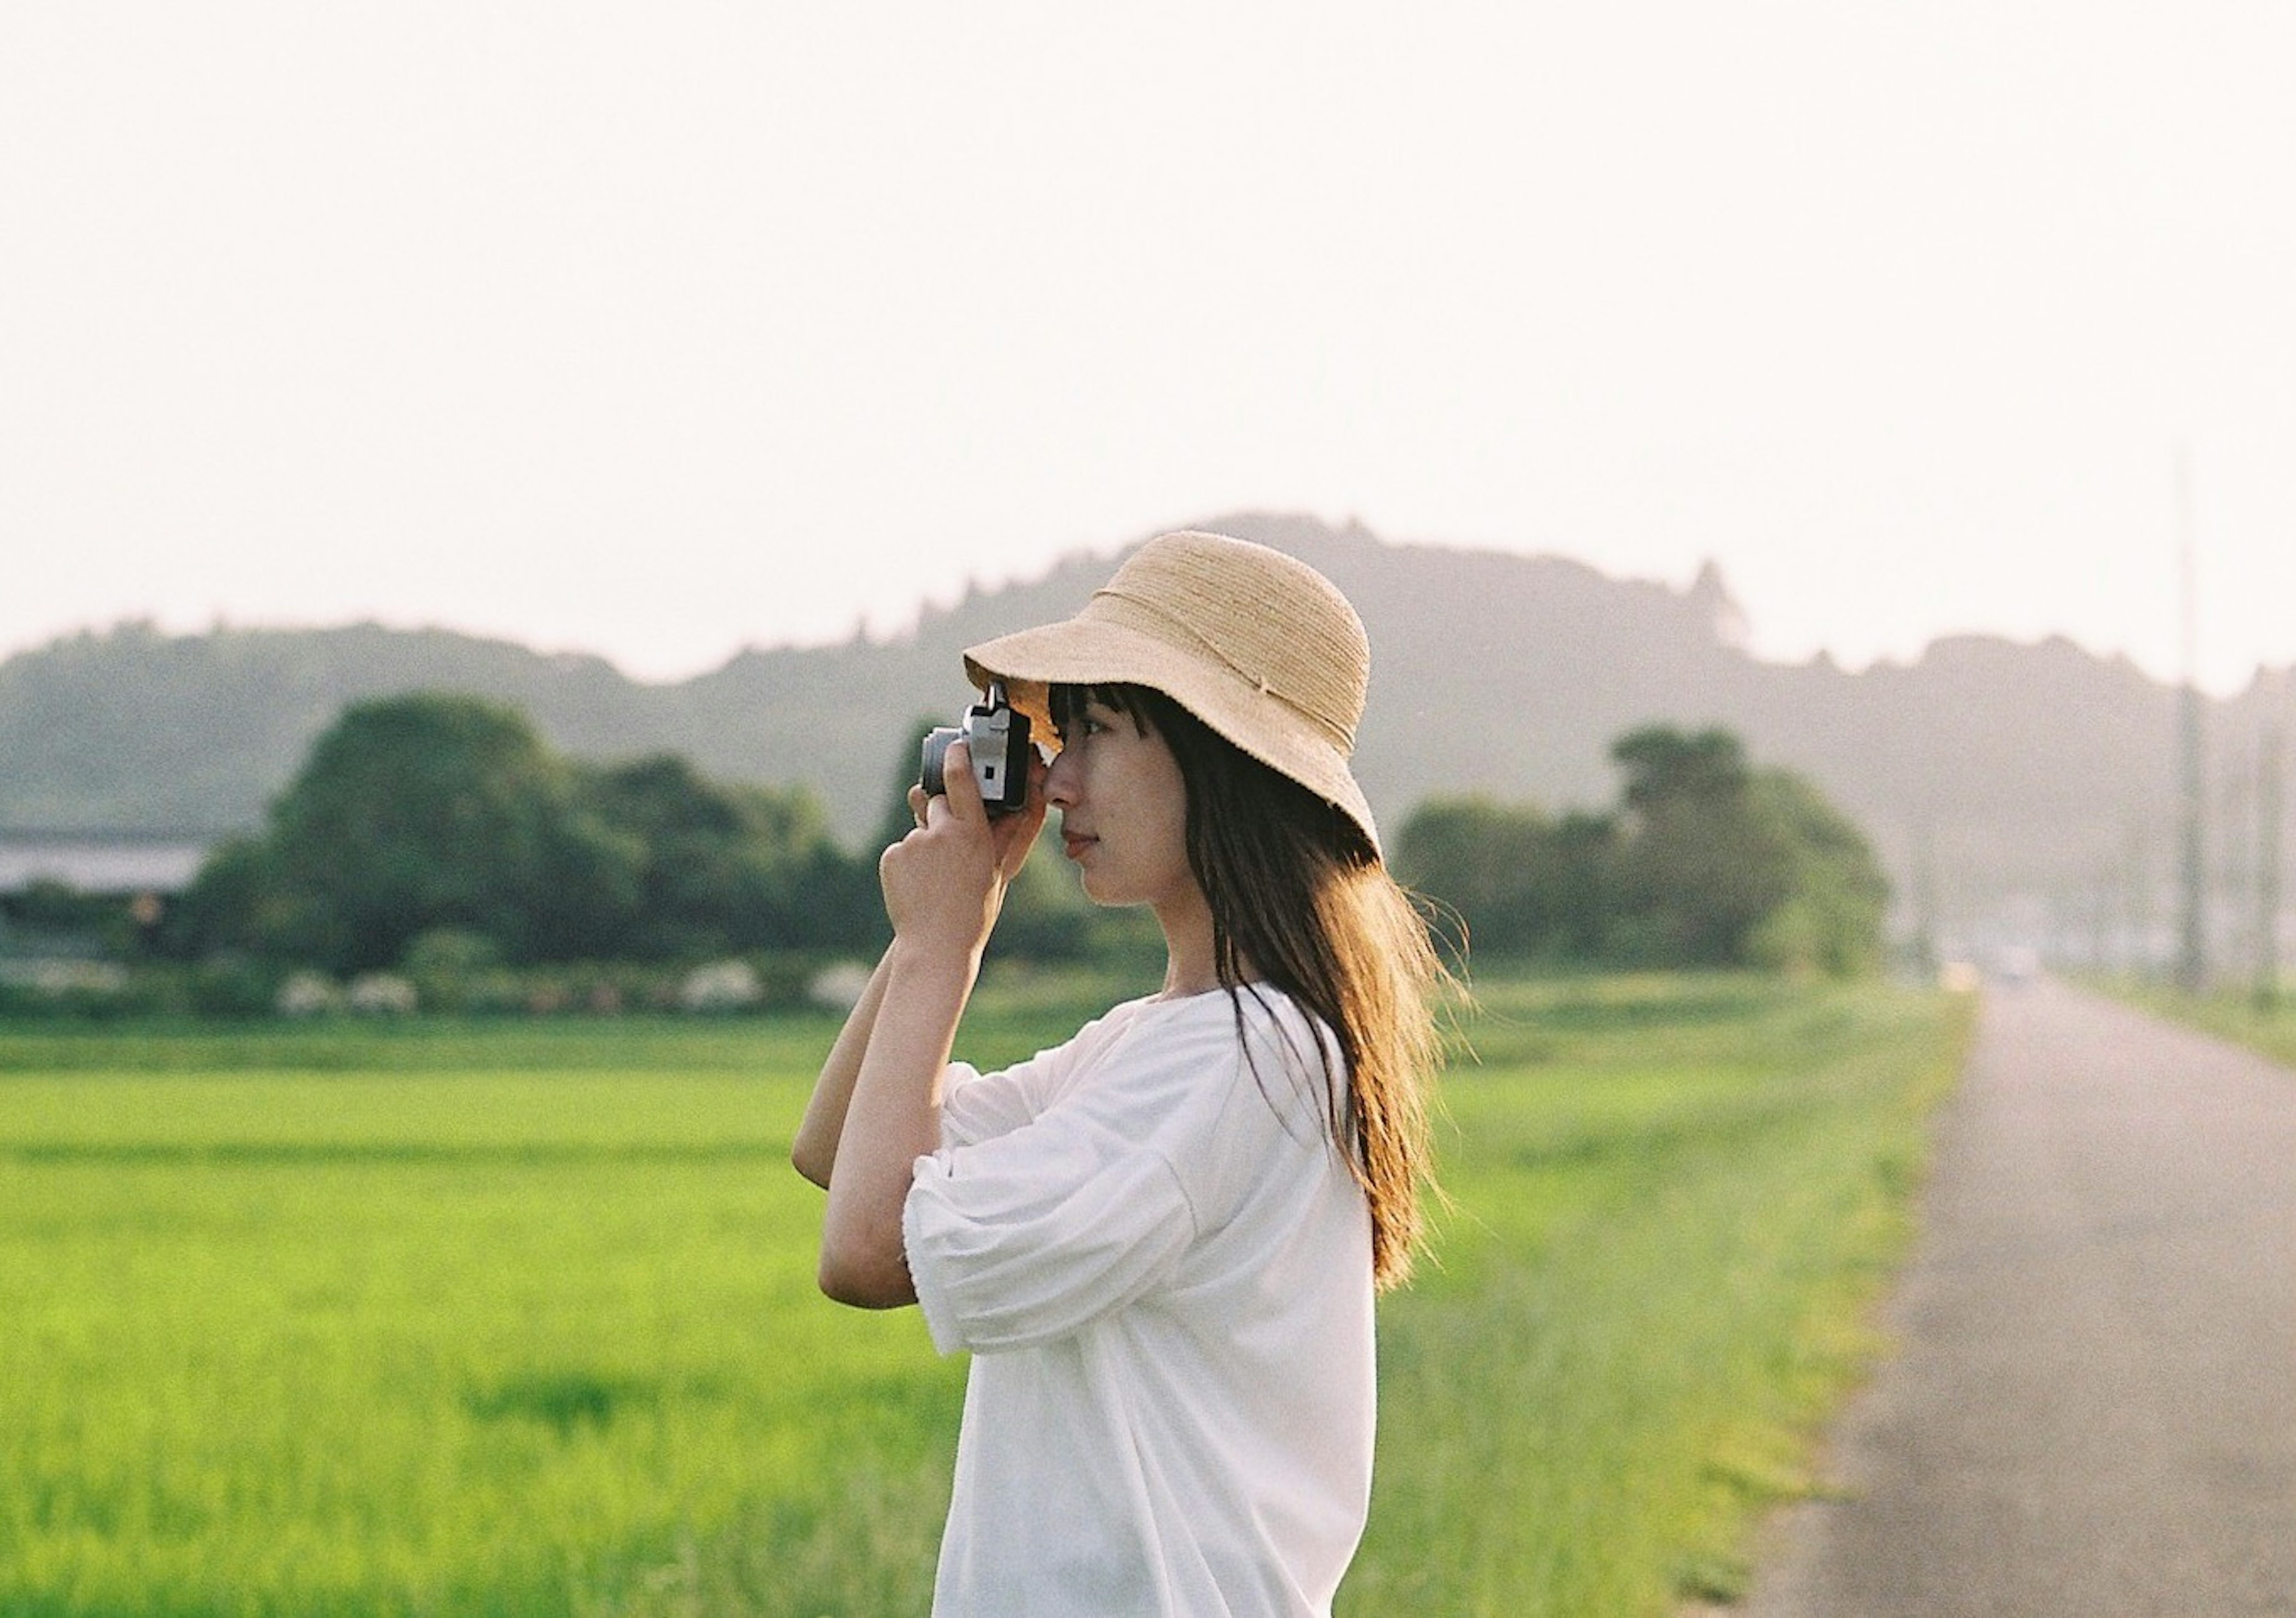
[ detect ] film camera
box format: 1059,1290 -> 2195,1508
919,680 -> 1033,816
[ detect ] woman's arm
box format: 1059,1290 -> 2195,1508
816,939 -> 978,1306
790,948 -> 893,1188
813,741 -> 1046,1308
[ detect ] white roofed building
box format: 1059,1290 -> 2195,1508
0,832 -> 210,896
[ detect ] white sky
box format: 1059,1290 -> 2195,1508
4,2 -> 2292,694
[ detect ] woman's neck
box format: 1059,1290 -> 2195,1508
1154,892 -> 1254,999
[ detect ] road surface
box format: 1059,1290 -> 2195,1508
1739,976 -> 2296,1617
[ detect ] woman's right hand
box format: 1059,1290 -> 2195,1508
879,740 -> 1048,959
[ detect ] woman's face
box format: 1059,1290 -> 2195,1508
1044,695 -> 1199,915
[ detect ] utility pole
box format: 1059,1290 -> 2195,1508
1910,817 -> 1940,978
2124,819 -> 2151,976
2260,687 -> 2285,1014
2224,758 -> 2251,981
2175,446 -> 2209,993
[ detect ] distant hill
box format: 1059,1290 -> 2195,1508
3,511 -> 2280,950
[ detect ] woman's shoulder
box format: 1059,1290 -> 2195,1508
1135,988 -> 1348,1217
1184,982 -> 1333,1066
1120,983 -> 1329,1055
1113,985 -> 1337,1126
1055,988 -> 1251,1098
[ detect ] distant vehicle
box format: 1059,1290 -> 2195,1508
1990,945 -> 2041,984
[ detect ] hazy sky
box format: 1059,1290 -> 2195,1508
6,3 -> 2293,694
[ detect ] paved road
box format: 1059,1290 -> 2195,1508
1741,977 -> 2296,1617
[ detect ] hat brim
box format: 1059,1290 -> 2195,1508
964,619 -> 1382,858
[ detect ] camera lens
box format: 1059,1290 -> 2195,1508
919,726 -> 959,798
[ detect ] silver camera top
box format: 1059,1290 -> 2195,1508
918,680 -> 1033,815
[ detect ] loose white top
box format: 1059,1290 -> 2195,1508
903,987 -> 1376,1617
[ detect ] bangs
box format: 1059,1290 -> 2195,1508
1048,680 -> 1370,863
1048,682 -> 1159,738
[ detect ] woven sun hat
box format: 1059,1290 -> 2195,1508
962,530 -> 1382,856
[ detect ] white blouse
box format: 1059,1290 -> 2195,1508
903,987 -> 1376,1617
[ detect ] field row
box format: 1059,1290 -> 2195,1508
0,971 -> 1972,1617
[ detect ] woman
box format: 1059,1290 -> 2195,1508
792,530 -> 1446,1616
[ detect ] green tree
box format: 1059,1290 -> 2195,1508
1741,769 -> 1892,976
582,753 -> 846,958
3,877 -> 145,958
1394,725 -> 1889,976
169,836 -> 285,960
1611,725 -> 1752,814
1607,726 -> 1797,966
1542,810 -> 1624,959
163,694 -> 913,975
190,693 -> 643,972
1394,797 -> 1618,959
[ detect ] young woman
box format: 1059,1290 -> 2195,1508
792,530 -> 1447,1616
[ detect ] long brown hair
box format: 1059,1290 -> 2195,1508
1052,682 -> 1445,1289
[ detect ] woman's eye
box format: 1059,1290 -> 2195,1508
1057,707 -> 1115,743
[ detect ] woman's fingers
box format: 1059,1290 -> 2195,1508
990,750 -> 1051,876
938,740 -> 989,822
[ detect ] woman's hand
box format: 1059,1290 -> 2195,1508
880,741 -> 1049,958
814,743 -> 1049,1307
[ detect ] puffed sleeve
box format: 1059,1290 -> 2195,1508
903,1004 -> 1235,1356
903,993 -> 1337,1357
938,1001 -> 1144,1150
938,1063 -> 1030,1149
905,1125 -> 1195,1355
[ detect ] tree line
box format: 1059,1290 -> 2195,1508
56,691 -> 1888,1006
1397,725 -> 1890,976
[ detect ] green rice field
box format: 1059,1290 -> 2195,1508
0,970 -> 1972,1617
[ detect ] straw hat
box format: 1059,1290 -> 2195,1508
963,530 -> 1382,856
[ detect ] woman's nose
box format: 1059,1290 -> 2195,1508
1043,749 -> 1077,807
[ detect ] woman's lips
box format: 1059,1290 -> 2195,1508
1061,832 -> 1095,860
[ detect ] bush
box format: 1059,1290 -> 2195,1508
807,960 -> 875,1013
679,960 -> 764,1013
401,929 -> 516,1013
346,973 -> 419,1015
276,972 -> 343,1017
0,960 -> 132,1021
183,958 -> 285,1019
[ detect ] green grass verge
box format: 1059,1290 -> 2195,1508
2084,976 -> 2296,1071
1347,974 -> 1968,1614
0,969 -> 1969,1617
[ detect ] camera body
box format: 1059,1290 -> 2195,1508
920,680 -> 1033,816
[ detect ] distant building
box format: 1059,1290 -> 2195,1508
1688,558 -> 1751,652
0,832 -> 212,896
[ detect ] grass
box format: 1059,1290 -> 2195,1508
1348,974 -> 1966,1613
2084,975 -> 2296,1071
0,967 -> 1970,1617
